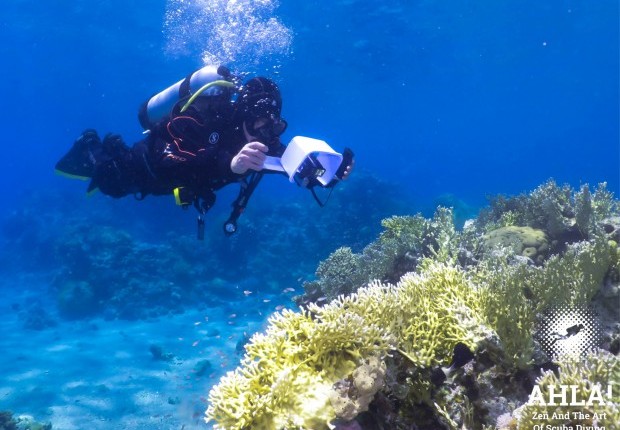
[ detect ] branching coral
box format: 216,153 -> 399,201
207,180 -> 619,429
478,180 -> 618,242
206,261 -> 491,429
301,207 -> 460,303
314,247 -> 365,301
206,306 -> 392,429
476,234 -> 615,369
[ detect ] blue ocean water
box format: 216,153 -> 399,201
0,1 -> 618,428
1,0 -> 618,208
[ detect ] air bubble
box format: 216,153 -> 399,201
164,0 -> 292,71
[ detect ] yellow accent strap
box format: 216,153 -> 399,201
179,80 -> 235,113
173,187 -> 184,206
54,168 -> 90,181
86,187 -> 99,197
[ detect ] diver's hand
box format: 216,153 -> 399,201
341,158 -> 355,180
231,142 -> 268,174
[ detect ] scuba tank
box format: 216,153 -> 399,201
138,65 -> 236,131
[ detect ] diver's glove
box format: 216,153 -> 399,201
322,147 -> 355,189
335,147 -> 354,180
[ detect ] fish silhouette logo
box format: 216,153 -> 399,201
536,304 -> 604,358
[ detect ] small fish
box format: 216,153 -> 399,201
282,287 -> 295,293
194,321 -> 201,326
192,340 -> 200,347
275,305 -> 284,311
263,299 -> 271,303
229,313 -> 237,318
243,290 -> 253,296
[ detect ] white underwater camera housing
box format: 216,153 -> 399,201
263,136 -> 344,187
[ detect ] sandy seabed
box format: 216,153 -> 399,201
0,274 -> 289,430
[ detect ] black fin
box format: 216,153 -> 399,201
55,130 -> 101,180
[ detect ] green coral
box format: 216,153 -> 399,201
314,247 -> 364,301
303,207 -> 459,302
512,350 -> 620,430
478,180 -> 618,241
476,254 -> 538,369
476,234 -> 614,369
388,261 -> 486,367
206,260 -> 490,429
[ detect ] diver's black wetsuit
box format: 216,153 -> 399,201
90,98 -> 284,202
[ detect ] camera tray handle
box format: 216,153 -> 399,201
262,156 -> 287,173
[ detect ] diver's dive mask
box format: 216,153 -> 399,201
249,115 -> 288,145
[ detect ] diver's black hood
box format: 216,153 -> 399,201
235,77 -> 282,121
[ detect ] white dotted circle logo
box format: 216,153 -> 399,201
536,305 -> 603,358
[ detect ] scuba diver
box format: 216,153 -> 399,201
56,65 -> 354,238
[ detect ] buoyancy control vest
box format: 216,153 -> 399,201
136,65 -> 260,239
137,65 -> 238,132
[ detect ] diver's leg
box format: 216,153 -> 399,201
88,134 -> 148,198
57,131 -> 156,198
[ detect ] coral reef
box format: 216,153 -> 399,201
2,177 -> 617,428
206,180 -> 620,429
206,260 -> 494,429
0,411 -> 17,430
299,207 -> 459,305
478,180 -> 617,245
481,226 -> 548,263
476,234 -> 614,369
0,411 -> 51,430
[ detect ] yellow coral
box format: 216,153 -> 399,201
205,261 -> 491,429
